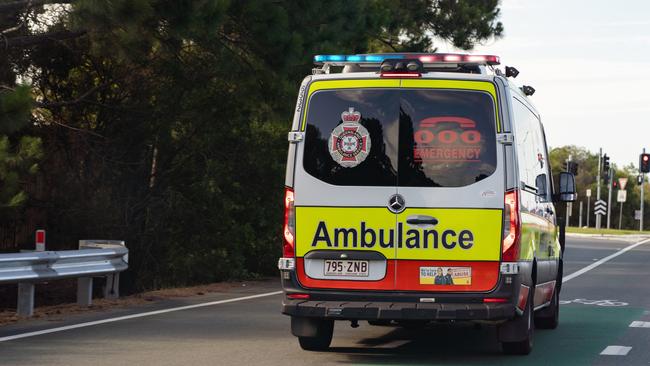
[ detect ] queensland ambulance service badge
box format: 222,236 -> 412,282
328,107 -> 371,167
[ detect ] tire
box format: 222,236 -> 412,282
535,284 -> 559,329
501,292 -> 534,355
298,319 -> 334,351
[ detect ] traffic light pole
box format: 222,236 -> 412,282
565,155 -> 572,226
642,148 -> 646,232
606,168 -> 613,229
596,148 -> 602,229
642,174 -> 645,232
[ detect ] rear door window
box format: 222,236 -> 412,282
398,89 -> 497,187
303,89 -> 399,186
302,88 -> 497,188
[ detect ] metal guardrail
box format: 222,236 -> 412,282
0,243 -> 128,317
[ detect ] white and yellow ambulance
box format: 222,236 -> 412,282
278,53 -> 577,355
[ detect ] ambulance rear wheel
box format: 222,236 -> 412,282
501,293 -> 534,355
298,319 -> 334,351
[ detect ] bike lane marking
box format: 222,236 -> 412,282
629,321 -> 650,328
600,346 -> 632,356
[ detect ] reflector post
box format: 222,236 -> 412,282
35,229 -> 46,252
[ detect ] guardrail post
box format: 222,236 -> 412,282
17,283 -> 35,317
104,273 -> 120,299
77,277 -> 93,306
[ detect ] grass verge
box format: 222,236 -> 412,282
566,226 -> 650,235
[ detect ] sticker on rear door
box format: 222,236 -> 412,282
328,107 -> 371,167
420,266 -> 471,285
413,116 -> 482,162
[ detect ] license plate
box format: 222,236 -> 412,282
324,260 -> 369,277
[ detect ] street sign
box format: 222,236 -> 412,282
618,178 -> 628,190
635,210 -> 642,220
617,190 -> 627,203
595,199 -> 607,216
586,189 -> 592,197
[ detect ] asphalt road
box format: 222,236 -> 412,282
1,235 -> 650,366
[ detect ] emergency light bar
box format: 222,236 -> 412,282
314,53 -> 500,66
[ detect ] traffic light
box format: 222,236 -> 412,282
640,153 -> 650,173
569,162 -> 578,175
612,180 -> 618,189
602,154 -> 610,172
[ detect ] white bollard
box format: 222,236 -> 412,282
77,277 -> 93,306
17,283 -> 35,317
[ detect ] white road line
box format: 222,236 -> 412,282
600,345 -> 632,356
563,237 -> 650,283
629,321 -> 650,328
0,290 -> 282,343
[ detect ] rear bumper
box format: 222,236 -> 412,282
283,299 -> 515,321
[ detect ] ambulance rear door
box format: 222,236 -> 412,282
293,79 -> 401,291
394,79 -> 505,292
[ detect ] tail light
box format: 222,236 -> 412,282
502,190 -> 521,261
283,187 -> 296,257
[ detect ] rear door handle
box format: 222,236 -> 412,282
406,215 -> 438,226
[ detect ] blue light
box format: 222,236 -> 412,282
327,55 -> 346,61
313,54 -> 406,63
364,55 -> 384,62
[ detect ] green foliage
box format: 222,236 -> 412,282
2,0 -> 504,290
550,146 -> 650,230
0,86 -> 32,134
0,86 -> 42,213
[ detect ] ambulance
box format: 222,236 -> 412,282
278,53 -> 577,355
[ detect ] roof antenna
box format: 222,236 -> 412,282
505,66 -> 519,78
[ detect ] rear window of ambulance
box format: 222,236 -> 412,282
302,88 -> 497,187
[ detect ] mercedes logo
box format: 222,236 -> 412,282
387,194 -> 406,213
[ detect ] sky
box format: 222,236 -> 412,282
438,0 -> 650,168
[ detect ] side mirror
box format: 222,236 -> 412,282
557,172 -> 577,202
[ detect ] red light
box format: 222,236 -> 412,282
644,155 -> 649,162
416,54 -> 500,65
443,54 -> 462,62
502,190 -> 521,261
287,293 -> 309,300
483,298 -> 508,303
418,55 -> 439,63
380,72 -> 421,78
283,188 -> 295,257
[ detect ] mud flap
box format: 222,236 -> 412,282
498,287 -> 533,343
291,316 -> 324,337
